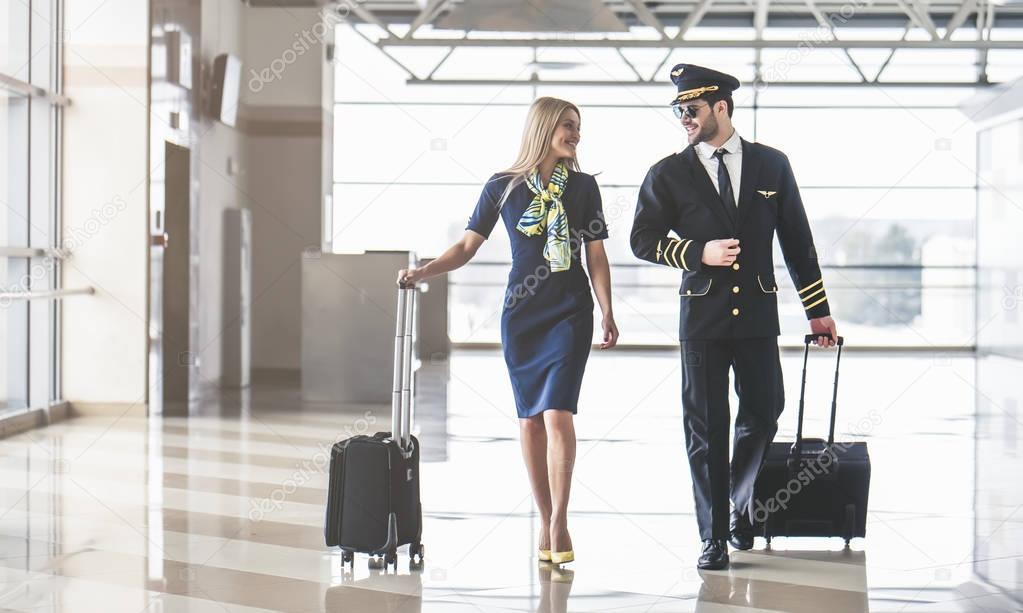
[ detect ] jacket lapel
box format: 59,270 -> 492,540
683,146 -> 733,234
735,138 -> 761,233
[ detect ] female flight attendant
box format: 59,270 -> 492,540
397,97 -> 618,565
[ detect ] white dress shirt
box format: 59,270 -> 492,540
695,129 -> 742,208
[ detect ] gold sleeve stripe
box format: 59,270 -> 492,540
655,239 -> 663,263
804,296 -> 828,310
798,278 -> 823,295
678,239 -> 693,271
801,286 -> 825,302
668,240 -> 683,268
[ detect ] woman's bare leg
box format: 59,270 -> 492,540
520,414 -> 553,551
544,409 -> 576,552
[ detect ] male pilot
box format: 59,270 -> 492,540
630,64 -> 839,570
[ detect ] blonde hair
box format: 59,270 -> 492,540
494,97 -> 581,208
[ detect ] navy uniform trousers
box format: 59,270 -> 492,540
680,337 -> 784,540
630,138 -> 831,540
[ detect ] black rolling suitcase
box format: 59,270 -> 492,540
324,283 -> 424,569
752,334 -> 870,546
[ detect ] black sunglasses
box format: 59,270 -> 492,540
672,103 -> 708,120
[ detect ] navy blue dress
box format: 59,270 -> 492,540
466,170 -> 609,418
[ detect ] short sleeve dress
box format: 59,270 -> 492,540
466,169 -> 609,418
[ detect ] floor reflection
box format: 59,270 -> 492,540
323,563 -> 576,613
696,550 -> 869,612
325,567 -> 424,612
535,563 -> 575,613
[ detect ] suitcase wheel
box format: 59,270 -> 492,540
341,551 -> 354,566
368,550 -> 399,570
842,504 -> 856,547
410,543 -> 425,570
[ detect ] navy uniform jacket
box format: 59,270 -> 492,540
631,139 -> 830,340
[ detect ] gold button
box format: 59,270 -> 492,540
732,286 -> 740,294
686,290 -> 692,295
732,262 -> 740,271
732,308 -> 740,316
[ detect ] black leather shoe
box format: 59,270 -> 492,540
697,539 -> 729,570
729,510 -> 754,551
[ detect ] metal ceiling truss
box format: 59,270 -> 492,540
336,0 -> 1022,88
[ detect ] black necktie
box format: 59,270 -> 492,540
713,148 -> 737,224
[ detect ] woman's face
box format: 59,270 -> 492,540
550,108 -> 580,160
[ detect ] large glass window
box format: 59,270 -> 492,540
2,1 -> 32,78
2,85 -> 31,413
1,0 -> 64,416
332,24 -> 1023,348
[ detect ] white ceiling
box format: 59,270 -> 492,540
330,0 -> 1023,87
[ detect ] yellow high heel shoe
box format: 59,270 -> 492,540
550,550 -> 574,565
538,549 -> 552,562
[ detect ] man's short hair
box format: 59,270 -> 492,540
704,92 -> 734,118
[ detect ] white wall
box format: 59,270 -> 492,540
61,0 -> 149,405
241,7 -> 330,374
197,0 -> 249,385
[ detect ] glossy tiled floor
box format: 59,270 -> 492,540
1,349 -> 1021,612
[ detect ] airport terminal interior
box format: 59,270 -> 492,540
2,0 -> 1023,611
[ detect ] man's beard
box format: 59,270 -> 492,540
688,114 -> 720,145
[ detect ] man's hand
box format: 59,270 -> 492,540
701,238 -> 740,267
809,316 -> 838,347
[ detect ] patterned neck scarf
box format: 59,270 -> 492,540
517,161 -> 571,273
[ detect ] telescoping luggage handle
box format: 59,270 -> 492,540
392,281 -> 416,454
793,333 -> 844,455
